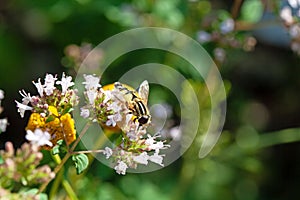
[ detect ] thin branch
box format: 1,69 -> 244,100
231,0 -> 244,19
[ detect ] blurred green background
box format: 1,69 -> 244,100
1,0 -> 300,199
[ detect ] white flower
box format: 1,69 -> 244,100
145,135 -> 155,146
86,90 -> 97,105
56,72 -> 74,94
169,126 -> 182,141
80,108 -> 90,118
102,89 -> 113,103
0,118 -> 8,132
196,31 -> 212,43
133,152 -> 149,165
106,113 -> 122,127
103,147 -> 113,159
289,24 -> 300,38
280,6 -> 294,24
32,78 -> 44,97
19,90 -> 32,105
145,135 -> 166,150
82,74 -> 101,90
126,130 -> 138,141
114,161 -> 128,175
44,74 -> 57,96
25,129 -> 53,147
213,47 -> 226,63
107,101 -> 122,113
0,89 -> 4,100
15,100 -> 33,118
288,0 -> 300,8
220,18 -> 235,34
149,151 -> 164,167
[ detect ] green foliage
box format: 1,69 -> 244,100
52,139 -> 64,155
45,115 -> 56,123
0,142 -> 53,199
1,0 -> 300,199
72,154 -> 89,175
240,0 -> 264,23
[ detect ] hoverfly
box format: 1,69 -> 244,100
113,80 -> 151,127
102,80 -> 151,127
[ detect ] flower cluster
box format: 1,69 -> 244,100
0,142 -> 55,196
80,74 -> 169,174
280,0 -> 300,55
104,134 -> 169,175
196,12 -> 256,63
0,89 -> 8,133
15,73 -> 78,148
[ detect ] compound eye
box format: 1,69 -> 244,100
138,116 -> 149,125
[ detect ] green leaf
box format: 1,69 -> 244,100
45,115 -> 56,123
52,140 -> 64,155
61,105 -> 74,115
240,0 -> 263,23
114,134 -> 123,146
24,188 -> 48,200
72,154 -> 89,175
0,155 -> 3,164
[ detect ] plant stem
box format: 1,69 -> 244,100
70,122 -> 91,152
71,149 -> 104,154
62,178 -> 79,200
38,122 -> 91,194
49,161 -> 63,200
258,128 -> 300,148
49,154 -> 79,200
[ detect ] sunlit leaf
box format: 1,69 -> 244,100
240,0 -> 263,23
61,105 -> 74,115
45,115 -> 56,123
72,154 -> 89,175
24,188 -> 48,200
52,139 -> 64,155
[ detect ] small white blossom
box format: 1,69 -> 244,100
280,6 -> 294,24
288,0 -> 300,8
86,90 -> 97,105
145,135 -> 166,151
0,118 -> 8,132
32,78 -> 44,97
145,135 -> 155,145
56,72 -> 74,94
82,74 -> 101,90
106,113 -> 122,127
169,126 -> 182,141
0,89 -> 4,100
44,74 -> 57,96
220,18 -> 235,34
133,152 -> 149,165
289,24 -> 300,38
19,90 -> 32,105
126,130 -> 138,141
196,31 -> 212,43
103,147 -> 113,159
213,47 -> 226,63
15,100 -> 33,118
149,151 -> 164,167
80,108 -> 90,118
26,129 -> 53,147
102,89 -> 113,103
107,101 -> 122,113
114,161 -> 128,175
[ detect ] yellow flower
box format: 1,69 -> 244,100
26,106 -> 76,149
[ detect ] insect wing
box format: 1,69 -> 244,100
137,80 -> 149,105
